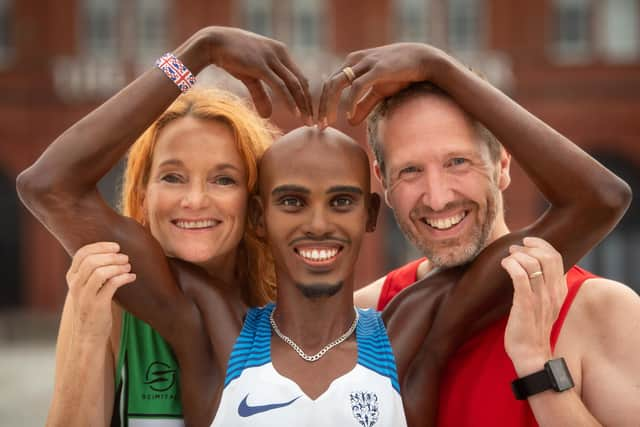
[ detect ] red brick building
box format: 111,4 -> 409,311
2,0 -> 638,312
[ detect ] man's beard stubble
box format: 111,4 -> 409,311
396,187 -> 500,268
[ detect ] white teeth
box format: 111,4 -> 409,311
298,248 -> 339,261
425,212 -> 466,230
175,219 -> 217,229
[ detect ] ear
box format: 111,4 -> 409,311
366,193 -> 381,233
497,148 -> 511,191
249,195 -> 266,238
373,160 -> 393,209
383,188 -> 392,209
373,160 -> 386,188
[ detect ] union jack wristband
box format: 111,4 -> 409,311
155,53 -> 196,93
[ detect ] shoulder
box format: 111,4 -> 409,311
568,278 -> 640,348
354,276 -> 387,309
573,278 -> 639,321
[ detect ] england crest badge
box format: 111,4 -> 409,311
350,391 -> 379,427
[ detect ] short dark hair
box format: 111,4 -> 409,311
366,81 -> 502,179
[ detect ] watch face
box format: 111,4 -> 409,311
546,358 -> 575,391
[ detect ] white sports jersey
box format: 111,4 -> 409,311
211,304 -> 407,427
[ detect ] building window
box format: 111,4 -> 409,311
135,0 -> 169,61
598,0 -> 639,61
448,0 -> 482,51
83,0 -> 119,58
552,0 -> 592,59
395,0 -> 430,42
244,0 -> 273,37
291,0 -> 322,54
0,0 -> 12,65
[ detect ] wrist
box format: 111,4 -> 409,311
173,28 -> 214,75
510,352 -> 552,377
71,326 -> 111,347
423,47 -> 456,89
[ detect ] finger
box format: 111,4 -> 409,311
522,236 -> 557,252
511,244 -> 564,288
344,64 -> 383,118
72,252 -> 129,293
508,251 -> 544,282
269,59 -> 309,122
318,62 -> 367,128
99,273 -> 136,301
240,77 -> 273,118
349,88 -> 386,125
70,242 -> 120,275
522,236 -> 565,274
274,54 -> 313,124
85,263 -> 132,296
501,256 -> 532,296
514,244 -> 566,308
259,65 -> 299,115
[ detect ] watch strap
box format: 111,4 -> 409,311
511,369 -> 553,400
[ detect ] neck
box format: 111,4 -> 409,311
199,250 -> 244,297
200,251 -> 239,286
489,217 -> 510,243
273,278 -> 356,353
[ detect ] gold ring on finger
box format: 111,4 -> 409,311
529,271 -> 543,280
342,66 -> 356,84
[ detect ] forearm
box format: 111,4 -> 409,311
17,31 -> 210,201
513,354 -> 602,427
47,336 -> 110,427
528,392 -> 601,427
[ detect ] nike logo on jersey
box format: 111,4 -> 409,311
237,393 -> 301,417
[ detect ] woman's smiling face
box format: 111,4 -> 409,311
143,116 -> 249,275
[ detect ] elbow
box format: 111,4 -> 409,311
16,165 -> 65,214
591,175 -> 633,227
16,166 -> 46,210
603,177 -> 632,218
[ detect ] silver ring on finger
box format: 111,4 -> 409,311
528,270 -> 543,280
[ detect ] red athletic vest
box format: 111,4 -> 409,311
378,259 -> 596,427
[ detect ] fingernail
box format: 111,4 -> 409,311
323,117 -> 328,128
295,107 -> 301,118
347,111 -> 352,120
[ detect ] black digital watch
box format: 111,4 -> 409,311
511,358 -> 575,400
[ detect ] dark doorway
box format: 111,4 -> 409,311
0,172 -> 21,308
579,152 -> 640,294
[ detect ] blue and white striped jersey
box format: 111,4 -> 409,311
211,304 -> 407,427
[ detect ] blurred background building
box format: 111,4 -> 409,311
0,0 -> 638,423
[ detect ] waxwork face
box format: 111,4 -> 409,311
255,127 -> 379,298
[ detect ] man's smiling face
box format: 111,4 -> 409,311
255,127 -> 379,298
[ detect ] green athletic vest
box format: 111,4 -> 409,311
112,310 -> 184,427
